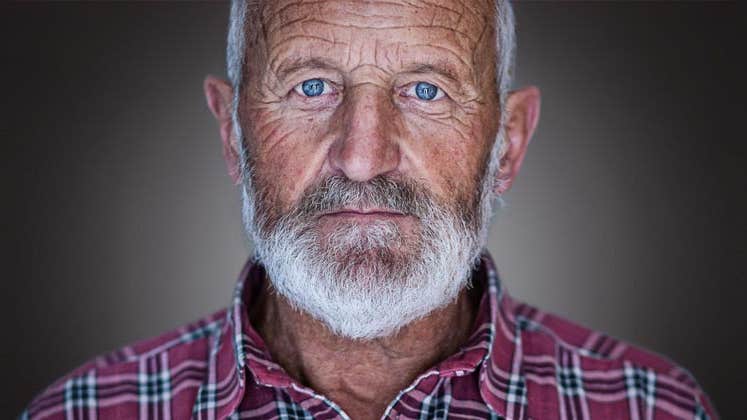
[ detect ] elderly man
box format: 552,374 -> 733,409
25,0 -> 717,419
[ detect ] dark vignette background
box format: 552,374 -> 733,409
2,2 -> 744,417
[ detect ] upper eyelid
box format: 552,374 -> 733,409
397,72 -> 457,93
399,67 -> 464,87
277,67 -> 344,91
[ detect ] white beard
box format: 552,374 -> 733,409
239,133 -> 504,340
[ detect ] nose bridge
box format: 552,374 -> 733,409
330,84 -> 400,181
347,84 -> 387,137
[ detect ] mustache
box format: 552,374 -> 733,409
290,175 -> 435,220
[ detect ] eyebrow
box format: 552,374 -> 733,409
274,57 -> 468,86
274,57 -> 339,81
404,62 -> 461,83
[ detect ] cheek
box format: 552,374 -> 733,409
247,107 -> 332,210
404,112 -> 489,200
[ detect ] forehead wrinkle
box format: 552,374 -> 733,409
264,2 -> 331,41
263,0 -> 322,30
260,0 -> 493,94
269,32 -> 475,74
346,63 -> 396,86
265,0 -> 486,45
269,0 -> 331,17
403,42 -> 472,74
398,0 -> 489,43
297,19 -> 479,45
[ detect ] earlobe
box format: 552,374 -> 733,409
494,86 -> 541,195
204,75 -> 243,185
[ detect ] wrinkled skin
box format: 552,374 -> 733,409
244,0 -> 500,226
205,0 -> 540,418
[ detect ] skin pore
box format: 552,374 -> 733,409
204,1 -> 540,418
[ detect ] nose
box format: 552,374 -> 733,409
328,84 -> 400,182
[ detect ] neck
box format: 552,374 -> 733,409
251,277 -> 479,420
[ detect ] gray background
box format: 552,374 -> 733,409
3,2 -> 743,418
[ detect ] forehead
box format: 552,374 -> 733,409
259,0 -> 496,78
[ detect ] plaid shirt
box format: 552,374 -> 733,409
24,253 -> 717,419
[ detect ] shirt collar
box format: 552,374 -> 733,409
478,253 -> 527,419
200,252 -> 524,419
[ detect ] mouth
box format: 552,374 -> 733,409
320,208 -> 407,219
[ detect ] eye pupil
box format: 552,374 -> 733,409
415,82 -> 438,100
301,79 -> 325,97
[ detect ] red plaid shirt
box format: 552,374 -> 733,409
24,253 -> 717,419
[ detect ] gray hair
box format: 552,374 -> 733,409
226,0 -> 516,110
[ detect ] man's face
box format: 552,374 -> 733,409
234,0 -> 504,338
242,0 -> 500,228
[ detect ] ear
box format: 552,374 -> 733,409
204,75 -> 242,185
494,86 -> 541,195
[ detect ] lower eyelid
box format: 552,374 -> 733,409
290,91 -> 340,108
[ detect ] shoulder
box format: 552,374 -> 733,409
22,309 -> 228,420
507,296 -> 719,419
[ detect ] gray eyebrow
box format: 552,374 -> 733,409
273,57 -> 467,88
404,63 -> 461,83
274,57 -> 339,80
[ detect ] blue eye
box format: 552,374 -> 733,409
414,81 -> 440,100
300,78 -> 326,97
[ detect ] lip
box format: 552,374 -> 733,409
320,209 -> 406,218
